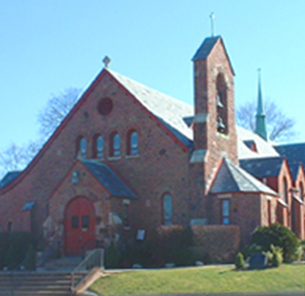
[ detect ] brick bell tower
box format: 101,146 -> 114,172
189,35 -> 238,223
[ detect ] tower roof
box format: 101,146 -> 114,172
255,69 -> 268,141
192,36 -> 235,75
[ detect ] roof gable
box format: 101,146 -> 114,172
192,36 -> 235,75
210,158 -> 278,195
83,160 -> 138,199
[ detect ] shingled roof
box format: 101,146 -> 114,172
0,171 -> 22,189
274,143 -> 305,181
83,160 -> 138,199
209,158 -> 278,195
240,157 -> 285,178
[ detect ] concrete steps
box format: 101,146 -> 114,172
0,270 -> 86,296
43,256 -> 83,271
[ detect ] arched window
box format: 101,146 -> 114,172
77,137 -> 87,158
299,182 -> 304,202
216,73 -> 228,135
110,132 -> 120,157
127,130 -> 138,155
94,135 -> 104,158
162,193 -> 173,225
282,177 -> 288,203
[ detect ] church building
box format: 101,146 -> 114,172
0,34 -> 304,255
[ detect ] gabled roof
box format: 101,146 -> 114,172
82,160 -> 138,199
210,158 -> 278,195
192,36 -> 220,60
192,36 -> 235,75
108,69 -> 194,148
0,171 -> 22,189
240,157 -> 285,178
274,143 -> 305,181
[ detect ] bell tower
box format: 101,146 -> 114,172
189,35 -> 238,222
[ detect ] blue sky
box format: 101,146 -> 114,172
0,0 -> 304,152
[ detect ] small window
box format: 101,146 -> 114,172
110,132 -> 120,157
221,199 -> 230,225
82,215 -> 90,229
79,137 -> 87,158
95,135 -> 103,158
127,130 -> 139,155
299,182 -> 304,201
163,194 -> 173,225
282,178 -> 288,203
123,204 -> 129,227
71,216 -> 79,229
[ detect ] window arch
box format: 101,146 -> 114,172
216,73 -> 228,135
162,193 -> 173,225
127,130 -> 139,155
76,136 -> 87,158
282,177 -> 288,203
94,135 -> 104,158
109,132 -> 120,157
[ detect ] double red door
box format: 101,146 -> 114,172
64,196 -> 96,255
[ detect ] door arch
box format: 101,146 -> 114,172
64,196 -> 96,255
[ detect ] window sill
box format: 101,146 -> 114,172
217,132 -> 229,139
125,154 -> 139,159
108,156 -> 122,161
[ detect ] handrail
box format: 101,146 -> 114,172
80,239 -> 97,257
71,248 -> 104,293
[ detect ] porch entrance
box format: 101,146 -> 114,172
64,196 -> 96,255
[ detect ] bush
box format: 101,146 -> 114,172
235,252 -> 245,269
251,223 -> 300,262
24,245 -> 36,270
104,242 -> 120,268
191,225 -> 240,263
270,245 -> 283,267
151,225 -> 194,266
0,232 -> 36,269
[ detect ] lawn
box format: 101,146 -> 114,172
90,264 -> 305,295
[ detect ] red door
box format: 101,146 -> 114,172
64,196 -> 96,255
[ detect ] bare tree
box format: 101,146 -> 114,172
236,100 -> 295,141
0,88 -> 81,180
38,88 -> 82,141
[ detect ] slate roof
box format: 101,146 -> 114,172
82,160 -> 138,199
0,171 -> 22,189
274,143 -> 305,180
192,36 -> 220,60
237,126 -> 279,159
240,157 -> 285,178
209,158 -> 278,195
108,69 -> 194,149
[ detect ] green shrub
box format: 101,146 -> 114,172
104,242 -> 120,268
270,245 -> 283,267
191,225 -> 240,263
24,245 -> 36,270
251,223 -> 300,262
235,252 -> 245,269
151,225 -> 193,266
0,232 -> 35,269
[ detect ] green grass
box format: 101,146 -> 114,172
90,264 -> 305,295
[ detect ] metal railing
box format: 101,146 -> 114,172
71,248 -> 104,293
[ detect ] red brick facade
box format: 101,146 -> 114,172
0,35 -> 304,255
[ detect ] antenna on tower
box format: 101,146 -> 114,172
209,12 -> 215,37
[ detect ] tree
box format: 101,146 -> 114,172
0,88 -> 81,180
236,100 -> 295,142
37,88 -> 82,141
